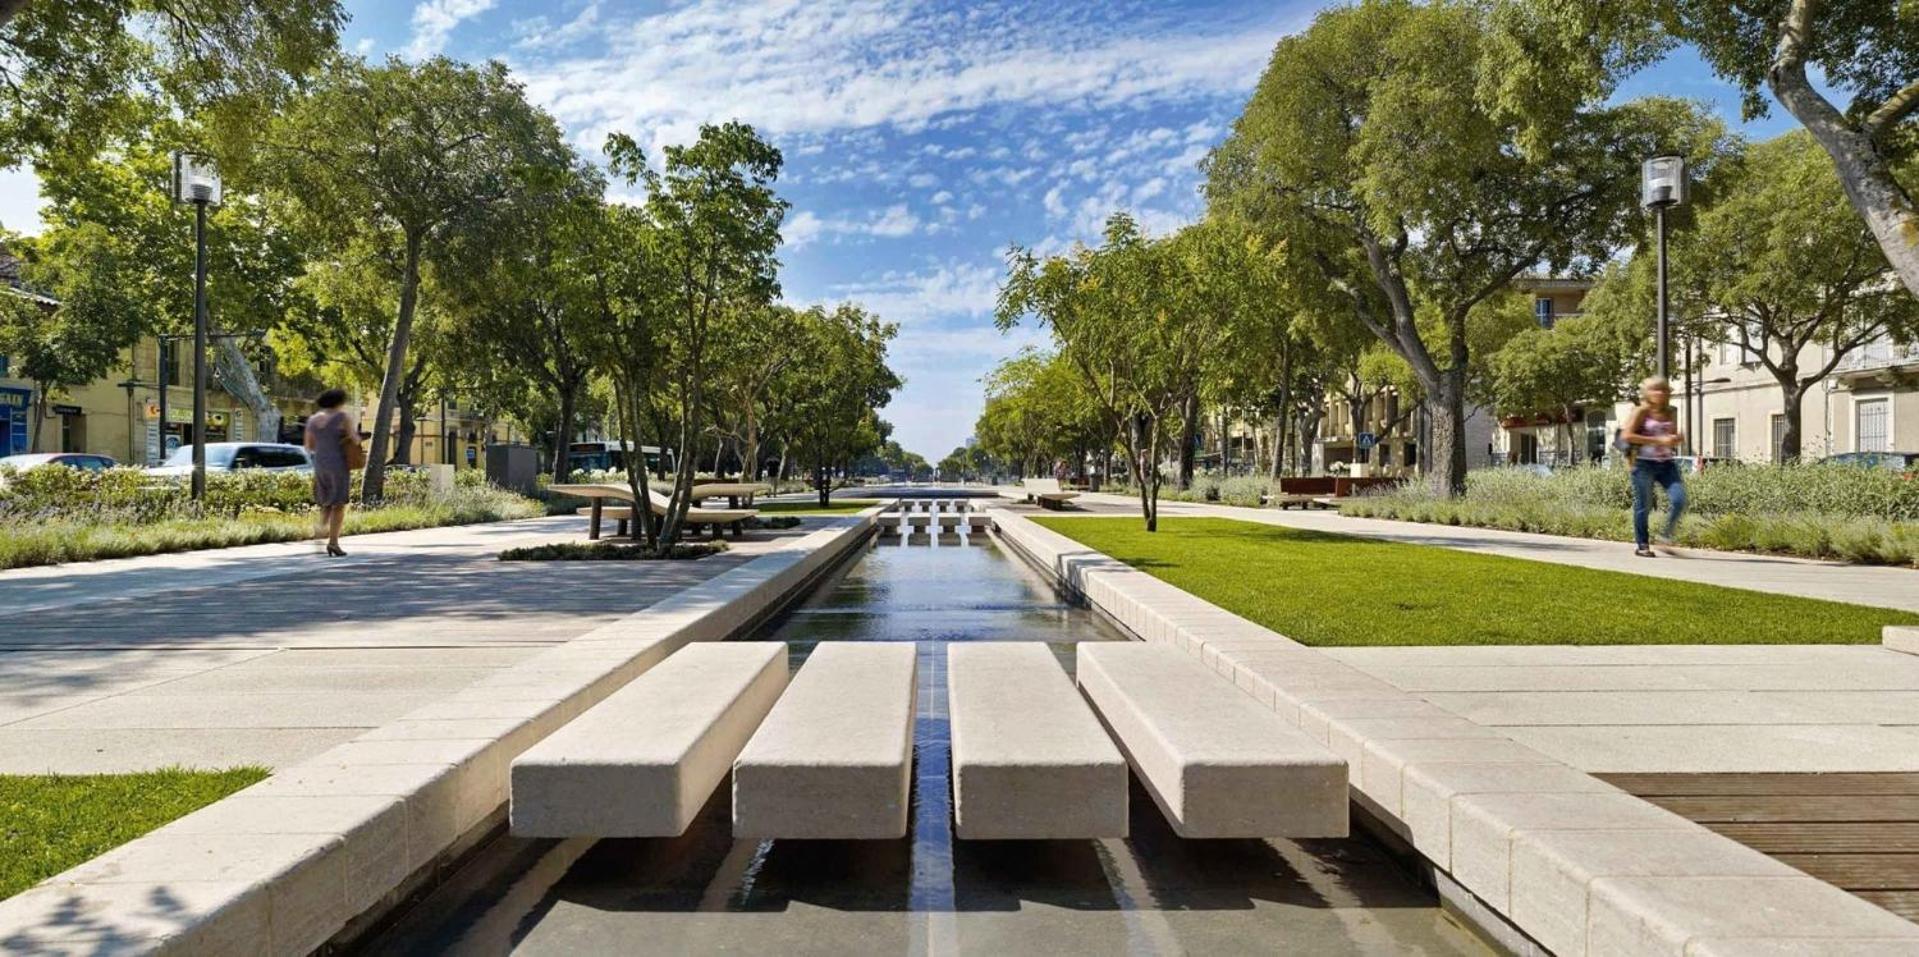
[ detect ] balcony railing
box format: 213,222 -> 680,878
1836,341 -> 1919,374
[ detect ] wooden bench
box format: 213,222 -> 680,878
1076,642 -> 1348,838
1267,493 -> 1317,510
1022,478 -> 1080,510
732,643 -> 917,839
552,483 -> 759,540
509,642 -> 789,837
948,643 -> 1127,839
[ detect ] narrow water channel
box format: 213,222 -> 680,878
363,521 -> 1488,956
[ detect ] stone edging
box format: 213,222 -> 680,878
0,508 -> 881,956
990,509 -> 1919,957
1889,626 -> 1918,657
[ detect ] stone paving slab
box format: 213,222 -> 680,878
0,516 -> 818,773
1501,725 -> 1919,774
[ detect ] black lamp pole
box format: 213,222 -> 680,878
191,199 -> 209,500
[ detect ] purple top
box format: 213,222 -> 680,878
1636,412 -> 1676,462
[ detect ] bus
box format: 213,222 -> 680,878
565,441 -> 675,478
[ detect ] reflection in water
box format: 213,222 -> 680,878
362,526 -> 1487,956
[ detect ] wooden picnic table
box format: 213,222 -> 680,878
552,483 -> 759,540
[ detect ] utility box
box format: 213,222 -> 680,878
422,463 -> 455,499
486,444 -> 540,495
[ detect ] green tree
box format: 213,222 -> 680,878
1207,0 -> 1721,494
784,304 -> 901,506
0,224 -> 147,448
0,0 -> 343,165
438,161 -> 608,481
603,122 -> 787,541
999,214 -> 1220,530
1488,312 -> 1634,463
1487,0 -> 1919,298
263,56 -> 572,500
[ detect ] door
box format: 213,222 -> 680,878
1857,398 -> 1890,453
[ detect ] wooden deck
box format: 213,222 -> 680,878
1601,772 -> 1919,923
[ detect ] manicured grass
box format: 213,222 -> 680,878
1035,516 -> 1919,646
0,767 -> 269,900
755,499 -> 880,515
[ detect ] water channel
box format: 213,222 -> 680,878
363,512 -> 1489,955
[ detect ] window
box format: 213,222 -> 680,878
1770,414 -> 1788,463
1534,297 -> 1554,329
1857,398 -> 1890,453
261,447 -> 309,469
1712,418 -> 1736,459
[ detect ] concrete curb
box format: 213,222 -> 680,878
0,509 -> 881,956
990,508 -> 1919,957
1887,625 -> 1919,657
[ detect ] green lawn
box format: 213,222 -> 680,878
1035,517 -> 1919,646
755,499 -> 881,516
0,767 -> 268,900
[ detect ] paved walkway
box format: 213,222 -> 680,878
1056,490 -> 1919,613
0,517 -> 812,773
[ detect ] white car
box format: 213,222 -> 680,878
148,442 -> 312,476
0,452 -> 119,473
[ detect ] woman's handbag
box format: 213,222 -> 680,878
342,429 -> 368,470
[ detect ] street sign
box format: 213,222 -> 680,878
1356,431 -> 1377,451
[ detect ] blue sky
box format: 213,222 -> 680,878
0,0 -> 1801,460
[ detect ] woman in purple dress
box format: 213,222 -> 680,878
303,388 -> 357,557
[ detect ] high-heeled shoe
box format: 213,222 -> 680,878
326,544 -> 346,557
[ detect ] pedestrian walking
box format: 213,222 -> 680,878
1621,375 -> 1687,558
303,388 -> 362,557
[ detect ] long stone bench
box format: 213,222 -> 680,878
1076,642 -> 1348,838
948,643 -> 1127,839
732,643 -> 917,839
509,642 -> 790,837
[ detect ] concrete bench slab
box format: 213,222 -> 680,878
948,643 -> 1127,839
733,643 -> 917,839
1888,625 -> 1918,656
1075,642 -> 1347,838
509,642 -> 789,838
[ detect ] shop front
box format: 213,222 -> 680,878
0,386 -> 30,456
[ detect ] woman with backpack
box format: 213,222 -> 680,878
1621,376 -> 1687,557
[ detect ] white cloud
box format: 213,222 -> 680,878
929,189 -> 953,205
511,0 -> 1291,159
868,204 -> 920,237
513,1 -> 602,51
782,210 -> 826,249
1042,184 -> 1068,219
821,261 -> 1002,327
406,0 -> 497,59
907,172 -> 940,189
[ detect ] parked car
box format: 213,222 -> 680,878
147,442 -> 311,477
1819,451 -> 1919,472
0,452 -> 118,474
1672,455 -> 1741,474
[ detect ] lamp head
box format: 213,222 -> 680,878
1641,155 -> 1687,209
170,151 -> 222,206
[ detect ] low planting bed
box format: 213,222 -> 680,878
755,499 -> 881,516
1,767 -> 267,901
498,540 -> 729,561
0,466 -> 543,570
1035,516 -> 1919,646
1341,465 -> 1919,567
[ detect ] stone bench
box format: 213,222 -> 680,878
948,643 -> 1127,839
509,642 -> 789,837
1076,642 -> 1347,838
964,513 -> 991,531
733,643 -> 917,839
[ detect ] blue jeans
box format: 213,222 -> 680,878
1632,458 -> 1687,547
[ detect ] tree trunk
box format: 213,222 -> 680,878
1176,394 -> 1199,488
392,396 -> 416,466
1217,408 -> 1231,474
1777,375 -> 1809,463
1429,368 -> 1469,496
0,0 -> 31,31
553,386 -> 577,482
1769,34 -> 1919,298
362,233 -> 422,502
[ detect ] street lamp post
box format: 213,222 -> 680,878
1641,155 -> 1689,382
170,152 -> 221,500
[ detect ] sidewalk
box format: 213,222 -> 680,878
1062,490 -> 1919,614
0,516 -> 811,773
